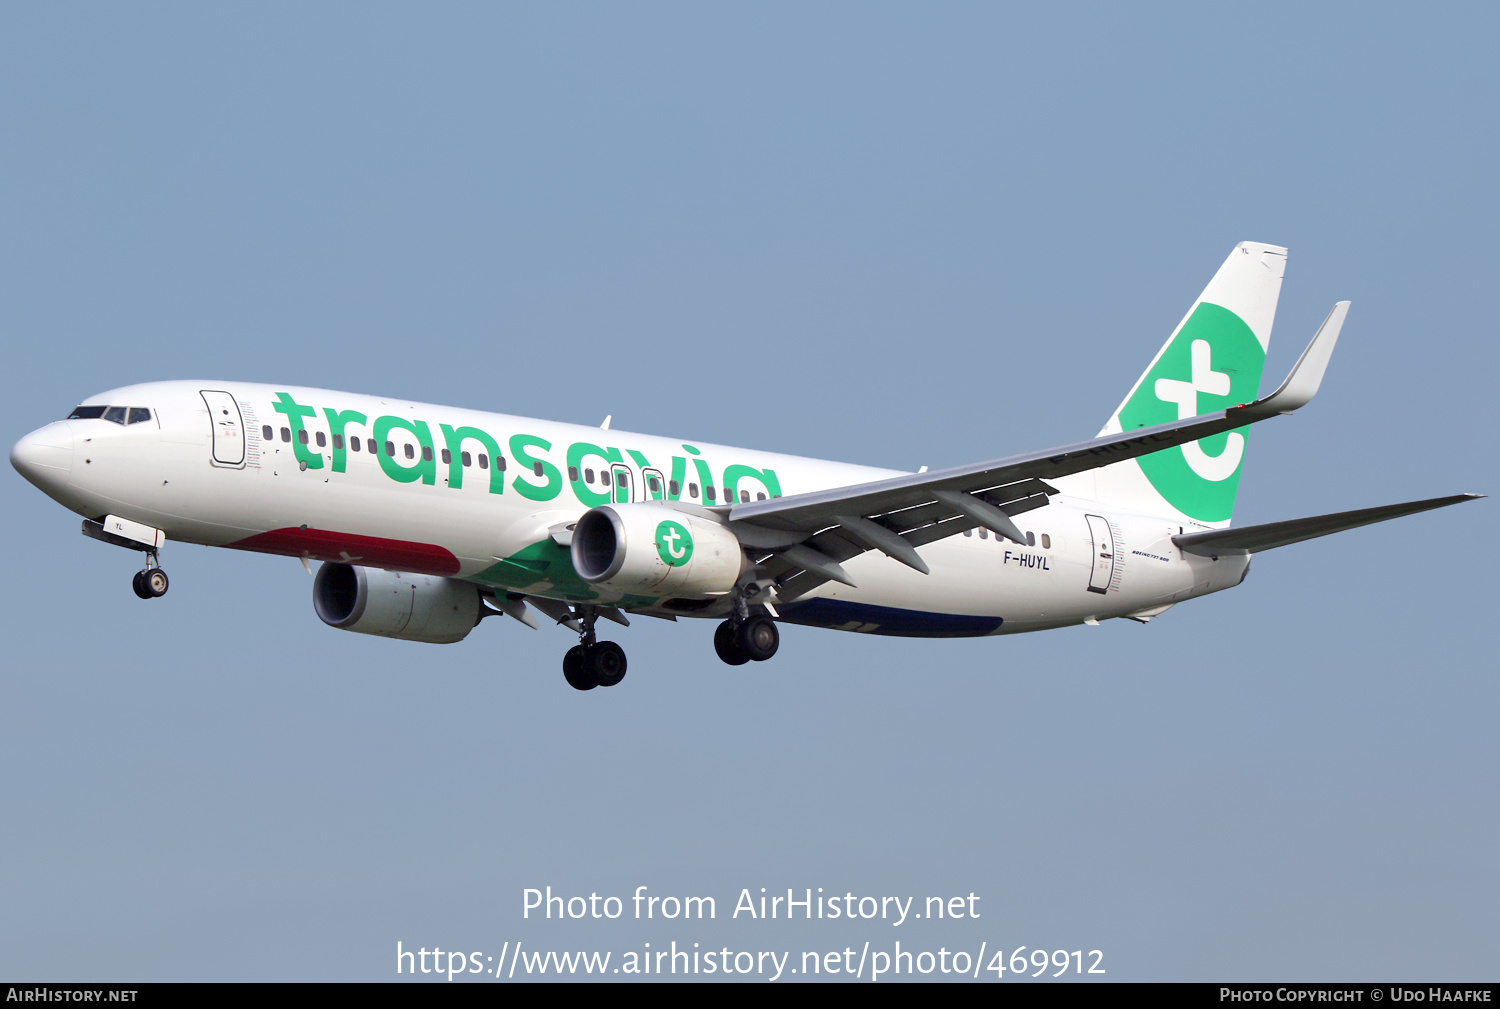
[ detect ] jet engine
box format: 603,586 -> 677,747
313,562 -> 481,644
571,504 -> 744,597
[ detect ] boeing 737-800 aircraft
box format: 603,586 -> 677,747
9,242 -> 1479,690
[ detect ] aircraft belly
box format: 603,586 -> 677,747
786,507 -> 1206,637
788,531 -> 1084,636
775,597 -> 1004,637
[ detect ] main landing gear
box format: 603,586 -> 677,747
714,615 -> 779,665
131,551 -> 169,600
562,611 -> 627,691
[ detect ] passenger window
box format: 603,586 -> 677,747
479,454 -> 489,470
1041,534 -> 1051,549
462,451 -> 472,467
757,492 -> 766,501
441,449 -> 451,464
262,425 -> 273,440
964,529 -> 972,537
496,456 -> 506,472
979,528 -> 988,539
128,408 -> 152,425
1026,531 -> 1035,546
333,434 -> 343,450
282,428 -> 291,442
601,471 -> 610,486
689,483 -> 699,499
421,446 -> 433,462
584,468 -> 594,484
649,475 -> 661,494
366,438 -> 376,454
385,441 -> 395,457
568,466 -> 579,482
533,461 -> 543,477
351,438 -> 361,452
404,444 -> 415,460
316,432 -> 327,448
669,480 -> 680,497
103,407 -> 127,425
706,486 -> 716,502
299,430 -> 309,445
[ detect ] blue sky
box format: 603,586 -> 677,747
1,4 -> 1494,981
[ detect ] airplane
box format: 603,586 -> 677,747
9,242 -> 1479,690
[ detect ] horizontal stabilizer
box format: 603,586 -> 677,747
1173,494 -> 1482,557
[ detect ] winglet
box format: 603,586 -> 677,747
1242,301 -> 1349,417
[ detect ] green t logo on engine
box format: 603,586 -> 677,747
655,520 -> 693,566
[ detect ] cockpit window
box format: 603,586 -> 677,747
68,405 -> 154,425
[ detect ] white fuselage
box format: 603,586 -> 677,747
13,381 -> 1251,637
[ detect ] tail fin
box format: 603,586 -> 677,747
1055,241 -> 1286,528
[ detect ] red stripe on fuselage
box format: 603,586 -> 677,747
227,527 -> 461,576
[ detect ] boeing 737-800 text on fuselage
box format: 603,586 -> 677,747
10,243 -> 1479,689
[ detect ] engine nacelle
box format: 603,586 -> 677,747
571,504 -> 744,597
313,562 -> 481,644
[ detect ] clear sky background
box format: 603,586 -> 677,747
1,3 -> 1494,982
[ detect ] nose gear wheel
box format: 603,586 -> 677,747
132,551 -> 169,599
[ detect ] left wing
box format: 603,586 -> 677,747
726,303 -> 1348,598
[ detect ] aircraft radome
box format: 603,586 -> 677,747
10,242 -> 1480,690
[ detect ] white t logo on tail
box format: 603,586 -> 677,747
1153,338 -> 1245,481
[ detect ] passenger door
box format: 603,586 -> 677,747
200,390 -> 246,468
1085,514 -> 1116,594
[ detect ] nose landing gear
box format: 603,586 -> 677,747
131,551 -> 169,600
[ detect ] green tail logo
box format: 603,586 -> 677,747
1118,302 -> 1266,523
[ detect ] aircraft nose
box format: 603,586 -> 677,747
10,421 -> 75,496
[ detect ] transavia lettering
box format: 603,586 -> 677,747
265,393 -> 780,506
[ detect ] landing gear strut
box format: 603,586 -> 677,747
714,615 -> 780,665
562,610 -> 627,691
131,551 -> 169,600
